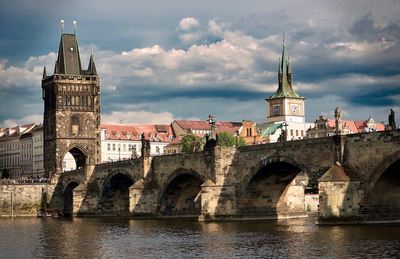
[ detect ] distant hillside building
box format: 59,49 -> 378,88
0,124 -> 38,178
100,124 -> 174,162
307,116 -> 385,138
166,120 -> 244,154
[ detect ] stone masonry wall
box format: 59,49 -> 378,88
0,183 -> 55,216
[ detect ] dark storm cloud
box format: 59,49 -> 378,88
349,14 -> 400,42
349,87 -> 400,107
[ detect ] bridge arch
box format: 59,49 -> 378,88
238,155 -> 309,218
158,168 -> 204,216
63,181 -> 80,216
99,169 -> 134,215
364,149 -> 400,216
61,144 -> 88,172
239,156 -> 310,189
366,149 -> 400,195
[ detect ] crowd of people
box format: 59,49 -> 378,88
0,175 -> 49,184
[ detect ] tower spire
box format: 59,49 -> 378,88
270,38 -> 300,98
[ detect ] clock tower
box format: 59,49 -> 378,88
266,41 -> 305,123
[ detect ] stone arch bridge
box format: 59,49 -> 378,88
48,129 -> 400,223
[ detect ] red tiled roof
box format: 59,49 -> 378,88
327,119 -> 385,133
174,120 -> 241,133
100,124 -> 173,142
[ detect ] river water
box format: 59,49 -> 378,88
1,216 -> 400,258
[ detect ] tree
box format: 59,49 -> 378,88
181,134 -> 205,153
218,131 -> 246,147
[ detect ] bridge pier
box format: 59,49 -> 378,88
318,162 -> 364,224
130,179 -> 158,216
198,180 -> 237,221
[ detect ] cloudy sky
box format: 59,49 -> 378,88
0,0 -> 399,127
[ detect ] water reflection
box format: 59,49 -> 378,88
1,217 -> 400,258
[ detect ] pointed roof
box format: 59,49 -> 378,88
54,33 -> 83,75
269,41 -> 302,99
42,66 -> 47,79
319,162 -> 361,182
84,54 -> 98,75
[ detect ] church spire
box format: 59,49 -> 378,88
270,40 -> 301,99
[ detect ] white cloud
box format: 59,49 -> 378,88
0,114 -> 42,128
329,39 -> 395,58
178,33 -> 202,44
101,111 -> 175,124
208,20 -> 223,36
179,17 -> 199,31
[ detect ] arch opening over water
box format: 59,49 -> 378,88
63,182 -> 79,217
100,173 -> 134,215
366,159 -> 400,216
159,172 -> 203,217
238,161 -> 306,218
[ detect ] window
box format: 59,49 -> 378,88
301,130 -> 304,136
290,129 -> 294,136
156,146 -> 160,154
246,128 -> 252,136
71,115 -> 80,135
273,105 -> 280,116
107,143 -> 111,151
123,144 -> 126,152
112,143 -> 116,151
296,130 -> 299,136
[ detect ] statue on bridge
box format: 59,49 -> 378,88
335,106 -> 343,135
388,109 -> 396,130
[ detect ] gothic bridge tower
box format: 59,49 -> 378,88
42,24 -> 100,179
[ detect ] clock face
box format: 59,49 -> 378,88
291,104 -> 298,113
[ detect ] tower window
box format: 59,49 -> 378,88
273,105 -> 280,116
71,115 -> 80,135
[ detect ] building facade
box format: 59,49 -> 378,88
100,124 -> 174,163
0,124 -> 37,178
307,116 -> 385,138
32,125 -> 44,176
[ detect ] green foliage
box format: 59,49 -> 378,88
181,134 -> 205,153
218,131 -> 246,147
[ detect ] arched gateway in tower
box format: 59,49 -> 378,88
42,27 -> 100,179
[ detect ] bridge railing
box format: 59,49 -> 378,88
0,177 -> 50,185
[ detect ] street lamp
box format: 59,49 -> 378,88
118,148 -> 121,161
